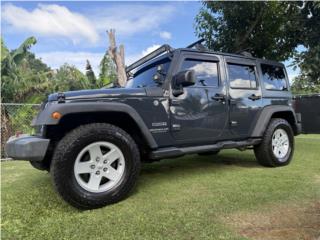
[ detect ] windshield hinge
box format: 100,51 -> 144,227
57,92 -> 65,103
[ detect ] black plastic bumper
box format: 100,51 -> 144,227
5,134 -> 50,161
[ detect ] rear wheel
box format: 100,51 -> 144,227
254,118 -> 294,167
50,123 -> 141,209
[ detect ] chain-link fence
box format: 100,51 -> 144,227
1,103 -> 41,158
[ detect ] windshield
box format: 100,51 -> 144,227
126,57 -> 171,88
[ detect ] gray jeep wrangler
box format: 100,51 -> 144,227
5,41 -> 302,209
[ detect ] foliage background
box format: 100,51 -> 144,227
1,37 -> 117,104
195,1 -> 320,94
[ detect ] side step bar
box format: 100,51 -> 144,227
150,138 -> 261,160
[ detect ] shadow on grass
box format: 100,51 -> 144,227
131,151 -> 262,196
141,151 -> 261,176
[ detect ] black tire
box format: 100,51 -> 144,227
198,150 -> 220,156
50,123 -> 141,209
254,118 -> 294,167
29,161 -> 50,172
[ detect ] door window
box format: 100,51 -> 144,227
126,58 -> 171,88
181,59 -> 219,87
227,63 -> 257,89
261,64 -> 287,90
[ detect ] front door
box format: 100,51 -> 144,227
225,57 -> 263,138
170,53 -> 228,145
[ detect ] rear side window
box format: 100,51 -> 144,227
227,63 -> 257,89
261,64 -> 287,90
181,59 -> 219,87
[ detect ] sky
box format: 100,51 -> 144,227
1,1 -> 299,80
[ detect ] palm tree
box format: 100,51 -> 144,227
2,36 -> 40,102
1,37 -> 49,156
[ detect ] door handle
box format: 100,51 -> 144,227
248,94 -> 261,101
211,93 -> 225,101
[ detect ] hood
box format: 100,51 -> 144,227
48,88 -> 146,102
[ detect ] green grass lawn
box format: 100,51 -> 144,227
2,135 -> 320,240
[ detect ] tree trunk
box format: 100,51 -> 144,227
107,29 -> 127,87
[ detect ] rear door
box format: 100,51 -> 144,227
225,57 -> 263,138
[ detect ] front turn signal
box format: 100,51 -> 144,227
52,111 -> 62,120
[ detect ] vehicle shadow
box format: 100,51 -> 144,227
134,151 -> 262,194
141,151 -> 260,175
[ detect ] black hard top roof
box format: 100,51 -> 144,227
177,48 -> 284,67
177,47 -> 256,60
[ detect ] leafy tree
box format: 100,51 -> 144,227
195,1 -> 301,61
1,36 -> 50,103
291,75 -> 320,95
85,55 -> 117,89
291,2 -> 320,93
1,35 -> 119,104
24,52 -> 51,73
52,63 -> 91,92
291,46 -> 320,94
1,38 -> 10,62
85,60 -> 97,88
195,1 -> 320,93
99,52 -> 117,87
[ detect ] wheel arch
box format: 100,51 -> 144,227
251,105 -> 299,137
34,102 -> 157,150
270,111 -> 298,134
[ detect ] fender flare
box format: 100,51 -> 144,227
251,105 -> 298,137
32,102 -> 158,149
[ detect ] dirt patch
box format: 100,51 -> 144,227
224,201 -> 320,240
314,175 -> 320,185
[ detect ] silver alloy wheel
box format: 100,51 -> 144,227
74,141 -> 125,193
271,129 -> 290,160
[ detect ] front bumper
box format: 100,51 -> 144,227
5,134 -> 50,161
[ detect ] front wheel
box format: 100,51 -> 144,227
50,123 -> 141,209
254,118 -> 294,167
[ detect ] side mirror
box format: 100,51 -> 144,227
173,70 -> 196,87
